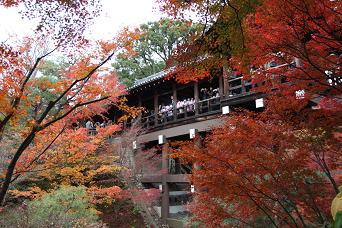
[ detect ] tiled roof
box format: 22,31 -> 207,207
128,70 -> 170,90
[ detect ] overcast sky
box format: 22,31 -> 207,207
0,0 -> 162,42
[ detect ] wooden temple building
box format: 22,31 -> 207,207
114,69 -> 266,227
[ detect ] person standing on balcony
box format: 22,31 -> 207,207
85,120 -> 94,135
167,104 -> 173,121
190,98 -> 195,112
186,98 -> 191,112
86,120 -> 93,129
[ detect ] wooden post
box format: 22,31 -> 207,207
161,174 -> 169,224
131,141 -> 138,174
219,74 -> 224,98
138,95 -> 142,121
161,138 -> 169,224
223,65 -> 230,97
172,82 -> 177,120
194,81 -> 199,115
241,79 -> 246,94
138,96 -> 142,107
154,91 -> 158,126
192,130 -> 201,198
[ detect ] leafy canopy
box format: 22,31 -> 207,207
113,18 -> 202,86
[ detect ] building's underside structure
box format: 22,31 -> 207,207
108,68 -> 267,227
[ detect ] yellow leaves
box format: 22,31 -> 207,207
29,123 -> 124,188
294,128 -> 327,142
8,186 -> 45,200
64,58 -> 94,80
98,41 -> 118,55
96,124 -> 121,138
116,97 -> 144,123
88,165 -> 124,177
88,186 -> 122,205
59,166 -> 89,185
115,27 -> 141,58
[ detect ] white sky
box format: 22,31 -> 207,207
0,0 -> 162,42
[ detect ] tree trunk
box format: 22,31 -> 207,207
0,131 -> 36,205
0,113 -> 13,141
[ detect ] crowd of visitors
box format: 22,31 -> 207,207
200,87 -> 219,100
142,87 -> 221,124
85,120 -> 113,135
158,97 -> 196,117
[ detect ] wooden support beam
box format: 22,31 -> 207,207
138,95 -> 142,120
161,175 -> 169,224
241,79 -> 246,94
223,65 -> 230,97
161,139 -> 168,172
140,174 -> 189,183
172,82 -> 177,120
154,91 -> 158,125
194,81 -> 199,115
161,140 -> 169,224
219,74 -> 224,98
138,95 -> 142,107
166,174 -> 189,183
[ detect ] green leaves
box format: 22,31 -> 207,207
0,186 -> 100,227
113,18 -> 202,86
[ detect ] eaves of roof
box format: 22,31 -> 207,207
128,68 -> 174,91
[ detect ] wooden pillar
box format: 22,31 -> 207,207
161,140 -> 169,172
223,65 -> 230,97
194,81 -> 199,115
131,141 -> 139,173
138,96 -> 142,107
241,79 -> 246,94
160,138 -> 169,224
191,129 -> 201,197
138,96 -> 142,120
218,74 -> 224,98
161,174 -> 169,224
193,131 -> 202,171
154,91 -> 158,125
172,82 -> 177,119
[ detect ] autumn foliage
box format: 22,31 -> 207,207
159,0 -> 341,226
0,0 -> 340,226
173,104 -> 340,226
240,0 -> 341,99
0,25 -> 135,205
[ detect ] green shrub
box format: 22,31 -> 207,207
0,186 -> 101,228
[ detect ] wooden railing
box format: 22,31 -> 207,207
125,77 -> 256,130
137,96 -> 222,129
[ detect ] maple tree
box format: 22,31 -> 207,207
159,0 -> 341,226
0,33 -> 129,204
113,18 -> 201,86
14,124 -> 122,186
173,104 -> 340,226
157,0 -> 259,82
0,0 -> 101,43
240,0 -> 341,99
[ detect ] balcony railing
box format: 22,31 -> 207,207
138,96 -> 222,129
124,77 -> 259,130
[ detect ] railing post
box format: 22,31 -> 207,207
241,79 -> 246,94
172,82 -> 177,120
154,91 -> 158,126
223,64 -> 231,97
194,81 -> 199,115
159,135 -> 169,225
219,74 -> 224,98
